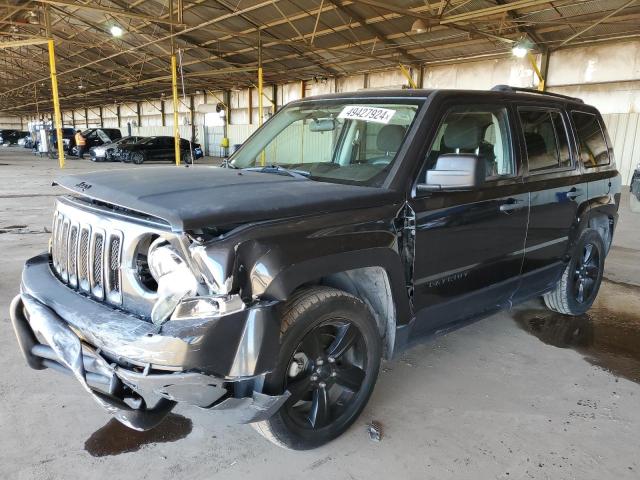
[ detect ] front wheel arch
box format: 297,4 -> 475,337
256,249 -> 410,358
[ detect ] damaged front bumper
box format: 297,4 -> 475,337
9,254 -> 289,430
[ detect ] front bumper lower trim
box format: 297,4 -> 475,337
10,293 -> 289,431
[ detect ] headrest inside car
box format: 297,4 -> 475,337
442,116 -> 484,151
523,132 -> 547,157
377,124 -> 406,153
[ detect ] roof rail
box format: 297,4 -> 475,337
491,84 -> 584,103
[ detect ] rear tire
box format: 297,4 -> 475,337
543,229 -> 605,315
253,287 -> 382,450
181,151 -> 193,164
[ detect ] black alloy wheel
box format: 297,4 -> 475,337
544,228 -> 605,315
253,287 -> 381,450
284,319 -> 367,430
574,242 -> 600,304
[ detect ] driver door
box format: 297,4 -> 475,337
409,102 -> 529,336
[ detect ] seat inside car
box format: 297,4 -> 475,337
367,124 -> 406,165
423,114 -> 497,180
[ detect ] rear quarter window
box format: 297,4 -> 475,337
571,111 -> 610,168
519,108 -> 572,173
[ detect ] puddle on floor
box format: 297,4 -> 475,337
514,279 -> 640,384
84,413 -> 192,457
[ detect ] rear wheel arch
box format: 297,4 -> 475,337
588,212 -> 614,255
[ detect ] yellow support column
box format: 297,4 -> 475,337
528,52 -> 546,92
47,39 -> 64,168
258,65 -> 265,166
399,64 -> 418,89
171,54 -> 181,165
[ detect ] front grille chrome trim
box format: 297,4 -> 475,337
78,225 -> 92,293
89,228 -> 106,300
67,223 -> 79,288
106,230 -> 123,305
49,196 -> 173,318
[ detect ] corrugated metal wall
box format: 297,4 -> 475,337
7,41 -> 640,173
603,113 -> 640,185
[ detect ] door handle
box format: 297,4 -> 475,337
566,188 -> 583,200
499,198 -> 525,213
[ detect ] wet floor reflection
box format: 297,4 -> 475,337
514,280 -> 640,384
84,413 -> 192,457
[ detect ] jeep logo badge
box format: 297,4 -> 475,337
75,181 -> 92,192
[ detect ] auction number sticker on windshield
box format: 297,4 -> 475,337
338,106 -> 396,124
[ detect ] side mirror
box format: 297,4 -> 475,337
417,154 -> 485,193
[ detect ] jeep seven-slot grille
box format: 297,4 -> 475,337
51,211 -> 123,304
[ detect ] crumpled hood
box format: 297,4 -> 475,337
55,166 -> 398,232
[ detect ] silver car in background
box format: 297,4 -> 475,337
89,136 -> 145,162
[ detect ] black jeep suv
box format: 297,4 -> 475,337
9,87 -> 621,450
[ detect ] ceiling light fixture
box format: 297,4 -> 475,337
110,25 -> 124,37
410,19 -> 429,34
512,38 -> 534,58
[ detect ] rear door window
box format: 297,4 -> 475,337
519,108 -> 572,172
572,111 -> 610,168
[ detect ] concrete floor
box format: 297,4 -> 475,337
1,148 -> 639,480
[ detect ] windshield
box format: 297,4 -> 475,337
229,99 -> 422,186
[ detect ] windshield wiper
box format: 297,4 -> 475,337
243,165 -> 311,179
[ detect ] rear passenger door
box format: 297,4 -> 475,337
515,105 -> 583,298
410,102 -> 529,335
163,138 -> 177,160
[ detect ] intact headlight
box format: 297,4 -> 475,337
93,147 -> 106,156
148,239 -> 200,325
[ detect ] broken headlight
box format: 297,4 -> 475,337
189,244 -> 231,295
147,239 -> 199,325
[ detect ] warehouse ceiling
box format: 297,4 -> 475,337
1,0 -> 640,114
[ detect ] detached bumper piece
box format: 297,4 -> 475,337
10,294 -> 289,430
9,256 -> 289,431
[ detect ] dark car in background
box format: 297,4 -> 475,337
68,128 -> 122,156
51,127 -> 76,152
117,136 -> 203,164
0,129 -> 18,144
89,135 -> 145,162
2,130 -> 29,145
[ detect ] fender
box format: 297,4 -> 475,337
562,170 -> 620,258
260,247 -> 411,327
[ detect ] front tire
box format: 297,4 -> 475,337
253,287 -> 382,450
543,229 -> 605,315
131,152 -> 145,164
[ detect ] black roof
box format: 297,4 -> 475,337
296,85 -> 590,109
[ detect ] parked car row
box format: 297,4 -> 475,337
89,135 -> 203,164
2,126 -> 204,164
0,129 -> 30,146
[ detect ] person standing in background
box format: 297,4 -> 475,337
74,130 -> 86,159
